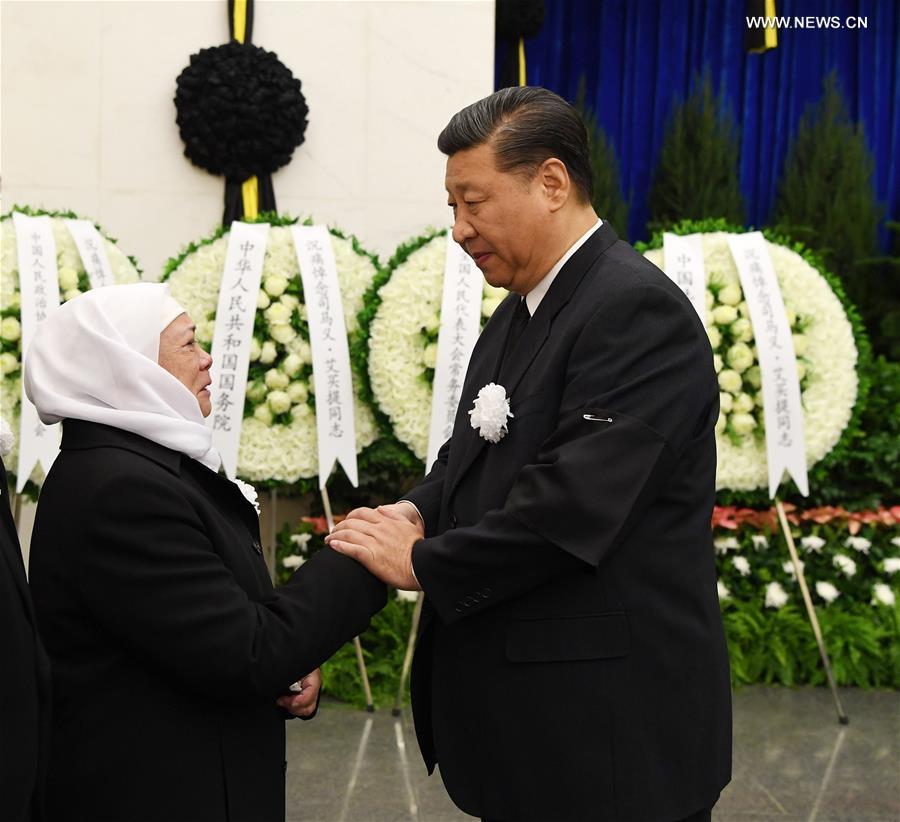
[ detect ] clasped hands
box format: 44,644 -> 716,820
324,502 -> 424,591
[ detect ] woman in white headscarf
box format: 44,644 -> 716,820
25,283 -> 385,822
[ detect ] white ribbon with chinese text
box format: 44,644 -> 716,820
727,231 -> 808,498
207,221 -> 269,479
64,219 -> 115,289
13,212 -> 61,491
292,226 -> 358,488
662,232 -> 707,323
426,236 -> 483,472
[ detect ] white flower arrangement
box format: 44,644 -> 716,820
469,383 -> 513,443
884,558 -> 900,576
1,210 -> 141,485
717,580 -> 731,601
643,231 -> 858,492
366,231 -> 506,460
164,221 -> 380,485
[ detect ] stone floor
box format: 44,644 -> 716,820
285,686 -> 899,822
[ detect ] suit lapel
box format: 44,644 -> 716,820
445,222 -> 620,499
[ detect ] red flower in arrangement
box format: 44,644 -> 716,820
711,504 -> 900,534
301,514 -> 346,534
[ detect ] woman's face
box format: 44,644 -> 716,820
158,313 -> 213,417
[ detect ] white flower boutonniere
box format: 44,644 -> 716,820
469,383 -> 513,443
233,478 -> 260,516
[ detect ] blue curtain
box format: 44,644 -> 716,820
497,0 -> 898,247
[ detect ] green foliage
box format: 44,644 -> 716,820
771,74 -> 881,284
647,72 -> 745,233
572,79 -> 630,239
769,74 -> 896,359
320,596 -> 417,709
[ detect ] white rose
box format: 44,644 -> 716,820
718,284 -> 742,306
884,558 -> 900,575
287,381 -> 308,404
264,301 -> 291,325
731,413 -> 757,436
765,581 -> 788,609
733,556 -> 751,576
832,554 -> 857,578
283,555 -> 305,570
280,294 -> 299,310
726,342 -> 754,373
0,352 -> 19,375
718,369 -> 742,394
892,537 -> 900,549
795,361 -> 807,381
737,301 -> 750,317
259,341 -> 277,364
64,288 -> 82,302
253,404 -> 274,425
713,354 -> 723,374
246,380 -> 267,404
751,535 -> 769,550
714,411 -> 726,435
482,297 -> 503,318
872,583 -> 896,607
815,581 -> 840,603
249,337 -> 262,362
264,276 -> 288,297
717,580 -> 730,601
713,305 -> 738,325
705,290 -> 714,310
785,308 -> 797,327
792,334 -> 808,356
264,369 -> 290,390
733,318 -> 754,343
745,365 -> 761,389
292,402 -> 311,418
282,353 -> 303,377
800,535 -> 826,553
719,392 -> 733,414
270,323 -> 297,345
1,317 -> 21,341
423,343 -> 438,370
257,289 -> 271,310
267,390 -> 291,415
58,266 -> 80,290
706,326 -> 722,348
423,312 -> 441,333
733,393 -> 755,414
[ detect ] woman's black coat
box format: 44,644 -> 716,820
29,420 -> 385,822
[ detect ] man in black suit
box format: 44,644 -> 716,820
329,87 -> 732,821
0,445 -> 51,822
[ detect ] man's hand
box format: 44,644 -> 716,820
325,505 -> 423,590
276,668 -> 321,719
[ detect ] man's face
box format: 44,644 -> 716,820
445,142 -> 551,294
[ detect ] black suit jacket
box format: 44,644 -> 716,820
405,223 -> 732,822
29,421 -> 386,822
0,457 -> 51,822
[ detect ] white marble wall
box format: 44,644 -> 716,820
1,0 -> 495,279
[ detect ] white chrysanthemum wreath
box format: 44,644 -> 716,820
1,208 -> 142,488
163,218 -> 380,485
642,227 -> 860,492
364,230 -> 506,462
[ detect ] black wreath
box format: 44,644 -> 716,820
495,0 -> 545,40
174,40 -> 309,182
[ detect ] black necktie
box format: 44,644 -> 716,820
502,298 -> 531,367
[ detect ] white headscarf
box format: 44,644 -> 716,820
24,282 -> 220,471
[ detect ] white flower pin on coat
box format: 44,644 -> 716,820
234,478 -> 260,516
469,383 -> 513,443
